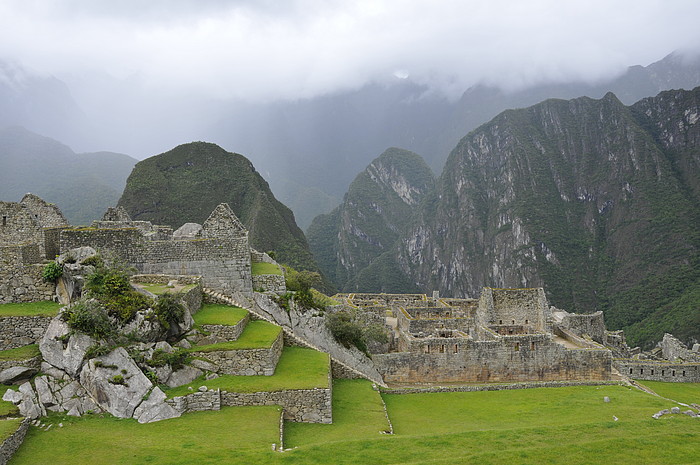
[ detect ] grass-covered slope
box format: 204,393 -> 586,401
117,142 -> 320,272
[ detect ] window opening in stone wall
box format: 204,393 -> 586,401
525,319 -> 528,324
629,368 -> 633,374
2,216 -> 6,226
683,371 -> 686,376
662,370 -> 665,376
515,343 -> 520,351
512,320 -> 515,324
672,370 -> 676,376
640,368 -> 643,374
531,342 -> 535,350
499,320 -> 502,324
454,344 -> 458,353
440,345 -> 445,353
651,369 -> 654,375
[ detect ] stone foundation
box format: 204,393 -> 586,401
0,418 -> 29,465
190,330 -> 283,376
0,317 -> 53,350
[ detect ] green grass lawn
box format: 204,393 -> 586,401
0,345 -> 40,361
192,320 -> 280,351
8,383 -> 700,465
0,418 -> 22,441
636,380 -> 700,405
284,379 -> 390,447
252,262 -> 282,276
0,302 -> 60,317
192,304 -> 248,326
10,406 -> 282,465
167,347 -> 329,398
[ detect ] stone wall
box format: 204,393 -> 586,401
201,313 -> 249,341
0,354 -> 42,371
0,316 -> 53,350
190,330 -> 283,376
375,336 -> 612,384
222,387 -> 332,423
558,311 -> 606,343
331,359 -> 365,379
381,379 -> 622,394
0,245 -> 55,304
615,360 -> 700,383
60,228 -> 252,294
0,418 -> 29,465
252,274 -> 286,293
397,308 -> 473,335
167,385 -> 332,423
478,288 -> 550,333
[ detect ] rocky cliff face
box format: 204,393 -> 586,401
399,88 -> 699,347
307,147 -> 434,292
312,88 -> 700,347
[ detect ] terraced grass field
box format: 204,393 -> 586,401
0,302 -> 60,317
192,304 -> 248,326
10,380 -> 699,464
637,380 -> 700,405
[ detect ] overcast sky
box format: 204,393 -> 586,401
1,0 -> 700,102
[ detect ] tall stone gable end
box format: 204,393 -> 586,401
202,203 -> 246,239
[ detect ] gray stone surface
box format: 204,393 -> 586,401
79,347 -> 153,418
39,317 -> 94,377
166,366 -> 203,388
0,367 -> 37,385
173,223 -> 203,239
133,387 -> 181,424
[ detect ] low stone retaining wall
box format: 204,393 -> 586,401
331,359 -> 364,379
191,330 -> 283,376
166,385 -> 332,423
0,418 -> 29,465
252,274 -> 286,294
201,313 -> 249,342
380,379 -> 623,395
0,316 -> 53,350
222,387 -> 331,423
0,355 -> 42,371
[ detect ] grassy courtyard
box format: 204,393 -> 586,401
167,346 -> 329,398
637,380 -> 700,405
0,302 -> 60,317
192,304 -> 248,326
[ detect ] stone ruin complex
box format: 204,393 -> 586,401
0,193 -> 697,459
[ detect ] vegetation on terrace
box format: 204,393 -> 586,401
0,302 -> 60,317
167,346 -> 329,398
0,344 -> 40,361
251,262 -> 282,276
191,320 -> 281,352
192,304 -> 248,326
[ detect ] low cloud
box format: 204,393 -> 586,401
1,0 -> 699,101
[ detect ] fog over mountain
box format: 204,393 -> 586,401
1,1 -> 700,226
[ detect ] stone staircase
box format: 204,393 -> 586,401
202,288 -> 374,383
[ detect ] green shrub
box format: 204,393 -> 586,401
85,265 -> 152,324
80,255 -> 104,267
63,301 -> 113,340
42,261 -> 63,283
152,293 -> 185,330
147,348 -> 190,370
108,374 -> 127,386
326,311 -> 368,354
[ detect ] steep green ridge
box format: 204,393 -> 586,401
117,142 -> 319,272
311,88 -> 700,348
0,126 -> 136,224
395,88 -> 700,348
308,147 -> 434,291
